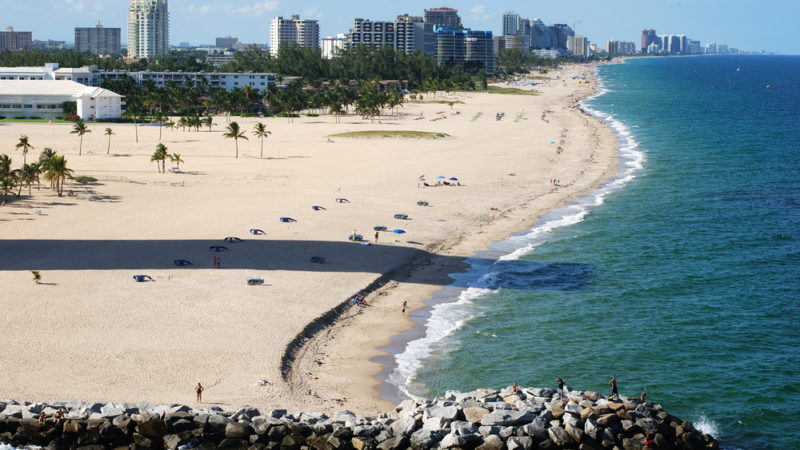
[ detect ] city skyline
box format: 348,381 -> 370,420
0,0 -> 797,54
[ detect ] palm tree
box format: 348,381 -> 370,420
44,155 -> 73,196
0,154 -> 11,179
252,123 -> 271,158
31,270 -> 42,284
203,116 -> 215,132
153,111 -> 166,141
71,120 -> 91,156
165,120 -> 176,132
170,153 -> 184,169
38,148 -> 57,189
16,135 -> 34,165
1,176 -> 14,205
18,163 -> 39,196
223,121 -> 248,159
151,143 -> 168,173
104,128 -> 114,154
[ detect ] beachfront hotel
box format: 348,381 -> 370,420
269,15 -> 320,57
347,17 -> 434,56
127,0 -> 169,59
0,26 -> 32,52
0,80 -> 123,120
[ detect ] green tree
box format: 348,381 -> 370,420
71,120 -> 91,156
252,122 -> 271,158
44,155 -> 73,196
223,121 -> 248,159
104,128 -> 114,154
170,153 -> 184,169
1,176 -> 14,205
151,143 -> 168,173
15,135 -> 34,165
203,116 -> 215,132
17,163 -> 39,196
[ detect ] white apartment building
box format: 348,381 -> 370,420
128,0 -> 169,58
269,15 -> 320,57
0,64 -> 276,92
0,80 -> 123,120
322,34 -> 347,59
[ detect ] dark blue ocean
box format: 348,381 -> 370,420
389,56 -> 800,449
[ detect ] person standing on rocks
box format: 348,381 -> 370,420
196,382 -> 204,402
640,388 -> 647,403
608,376 -> 618,399
556,377 -> 566,397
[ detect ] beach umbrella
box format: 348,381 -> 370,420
437,175 -> 445,179
449,177 -> 458,181
392,229 -> 406,234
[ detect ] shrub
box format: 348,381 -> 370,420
305,113 -> 319,117
73,176 -> 97,184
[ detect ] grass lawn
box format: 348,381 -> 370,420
407,99 -> 465,105
0,119 -> 72,124
328,130 -> 450,139
486,86 -> 539,95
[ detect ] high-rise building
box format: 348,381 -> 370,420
551,24 -> 574,51
505,35 -> 530,54
432,25 -> 494,74
75,23 -> 121,55
567,35 -> 588,57
424,7 -> 462,29
347,18 -> 433,56
0,27 -> 32,52
502,11 -> 520,36
269,15 -> 320,57
322,34 -> 347,59
641,29 -> 656,54
127,0 -> 169,58
216,36 -> 239,49
607,40 -> 636,55
530,19 -> 553,50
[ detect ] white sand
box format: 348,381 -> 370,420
0,64 -> 617,414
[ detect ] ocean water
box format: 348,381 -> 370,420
389,55 -> 800,449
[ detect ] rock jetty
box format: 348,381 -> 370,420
0,385 -> 718,449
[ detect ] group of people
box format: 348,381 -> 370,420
510,376 -> 647,404
37,408 -> 64,426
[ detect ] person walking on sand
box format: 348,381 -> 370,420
374,231 -> 379,244
401,301 -> 407,314
196,382 -> 204,402
608,376 -> 618,399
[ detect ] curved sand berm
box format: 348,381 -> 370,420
0,63 -> 618,416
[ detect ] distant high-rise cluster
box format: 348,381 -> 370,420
498,11 -> 579,58
269,15 -> 320,57
127,0 -> 169,58
423,7 -> 462,29
640,29 -> 724,55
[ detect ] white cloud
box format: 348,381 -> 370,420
50,0 -> 86,13
469,4 -> 491,21
232,0 -> 279,16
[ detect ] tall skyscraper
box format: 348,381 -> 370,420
424,7 -> 462,29
502,11 -> 520,36
347,17 -> 433,56
127,0 -> 169,58
75,23 -> 121,55
269,15 -> 320,57
432,25 -> 494,74
0,26 -> 32,52
216,36 -> 239,49
641,29 -> 657,54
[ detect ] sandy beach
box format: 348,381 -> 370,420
0,63 -> 618,415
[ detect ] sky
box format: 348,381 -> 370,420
1,0 -> 798,54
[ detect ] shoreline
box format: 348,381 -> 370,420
1,62 -> 619,416
297,63 -> 624,415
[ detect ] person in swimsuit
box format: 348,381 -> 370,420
512,381 -> 520,394
54,409 -> 63,425
38,411 -> 47,425
196,382 -> 204,402
640,388 -> 647,403
609,376 -> 618,399
401,301 -> 407,313
374,231 -> 379,244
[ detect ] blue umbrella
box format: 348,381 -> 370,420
437,175 -> 445,179
449,177 -> 458,181
392,229 -> 406,234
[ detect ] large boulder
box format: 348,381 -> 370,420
547,426 -> 575,447
507,436 -> 534,450
476,434 -> 504,450
584,418 -> 600,440
136,414 -> 167,439
480,410 -> 534,427
450,420 -> 478,436
225,422 -> 253,439
463,407 -> 490,424
377,436 -> 409,450
409,428 -> 442,449
564,422 -> 584,443
425,406 -> 460,421
390,415 -> 417,436
439,431 -> 481,449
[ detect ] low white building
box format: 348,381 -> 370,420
0,80 -> 123,120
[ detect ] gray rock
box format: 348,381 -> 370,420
409,428 -> 442,449
563,413 -> 581,429
206,413 -> 232,432
136,414 -> 168,439
476,434 -> 504,450
422,416 -> 450,431
550,404 -> 566,420
450,420 -> 477,436
483,401 -> 512,410
225,422 -> 252,439
390,416 -> 417,436
480,410 -> 534,427
478,425 -> 499,437
499,426 -> 515,439
584,418 -> 600,440
547,426 -> 575,447
635,418 -> 658,436
1,405 -> 24,418
395,399 -> 417,417
522,417 -> 549,442
425,405 -> 460,421
507,436 -> 534,450
463,407 -> 490,423
333,410 -> 357,423
267,408 -> 287,418
354,424 -> 380,437
168,405 -> 191,414
377,436 -> 408,450
600,427 -> 615,447
100,405 -> 125,418
565,402 -> 582,415
163,433 -> 184,450
439,431 -> 481,449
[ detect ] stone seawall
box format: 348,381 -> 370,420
0,385 -> 718,449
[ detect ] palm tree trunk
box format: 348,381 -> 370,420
260,139 -> 264,158
159,124 -> 163,141
235,139 -> 239,159
107,136 -> 111,154
79,136 -> 83,156
135,123 -> 139,143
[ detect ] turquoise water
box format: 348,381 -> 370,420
390,56 -> 800,449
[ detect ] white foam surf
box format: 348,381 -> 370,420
389,67 -> 647,400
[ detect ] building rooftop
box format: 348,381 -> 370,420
0,80 -> 122,98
